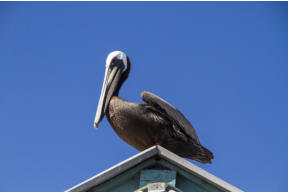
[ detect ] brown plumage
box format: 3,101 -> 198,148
94,51 -> 214,164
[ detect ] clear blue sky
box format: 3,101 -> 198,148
0,2 -> 288,191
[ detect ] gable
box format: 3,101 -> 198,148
67,146 -> 242,192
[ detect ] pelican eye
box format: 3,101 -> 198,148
109,58 -> 126,72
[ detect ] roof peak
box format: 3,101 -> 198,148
66,145 -> 242,192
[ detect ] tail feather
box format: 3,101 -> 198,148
188,144 -> 214,164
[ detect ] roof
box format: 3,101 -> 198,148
66,145 -> 242,192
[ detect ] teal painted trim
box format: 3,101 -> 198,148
157,159 -> 222,192
89,157 -> 222,192
67,146 -> 241,192
139,169 -> 176,187
89,158 -> 156,192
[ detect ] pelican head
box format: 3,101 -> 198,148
94,51 -> 130,129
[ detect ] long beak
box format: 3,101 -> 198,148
94,64 -> 122,129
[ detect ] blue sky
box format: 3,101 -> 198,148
0,2 -> 288,191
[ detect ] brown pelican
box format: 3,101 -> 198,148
94,51 -> 214,164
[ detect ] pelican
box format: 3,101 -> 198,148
94,51 -> 214,163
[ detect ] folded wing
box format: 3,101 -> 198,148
141,91 -> 200,144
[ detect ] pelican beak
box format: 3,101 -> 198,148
94,56 -> 125,129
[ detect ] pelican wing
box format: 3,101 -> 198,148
141,91 -> 200,143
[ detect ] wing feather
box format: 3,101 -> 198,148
141,91 -> 200,143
